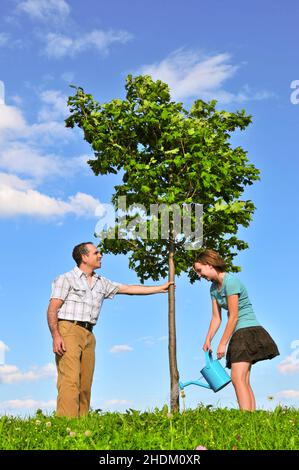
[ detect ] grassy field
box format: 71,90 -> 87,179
0,405 -> 298,450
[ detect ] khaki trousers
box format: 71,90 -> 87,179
55,321 -> 96,418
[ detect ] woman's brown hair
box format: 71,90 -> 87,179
193,249 -> 226,272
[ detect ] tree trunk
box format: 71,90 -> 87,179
168,238 -> 180,412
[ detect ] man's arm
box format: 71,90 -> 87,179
117,281 -> 174,295
47,298 -> 66,356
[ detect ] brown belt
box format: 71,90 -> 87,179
58,319 -> 94,332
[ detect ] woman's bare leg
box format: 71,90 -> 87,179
231,362 -> 255,411
245,364 -> 256,410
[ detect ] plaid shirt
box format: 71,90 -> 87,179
50,266 -> 122,325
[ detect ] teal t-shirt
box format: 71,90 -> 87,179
210,273 -> 260,332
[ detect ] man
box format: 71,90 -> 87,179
47,242 -> 173,418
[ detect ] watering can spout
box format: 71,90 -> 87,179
179,380 -> 211,390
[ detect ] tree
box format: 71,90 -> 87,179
65,75 -> 260,412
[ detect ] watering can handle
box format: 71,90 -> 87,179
205,350 -> 213,368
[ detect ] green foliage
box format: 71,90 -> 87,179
0,406 -> 297,450
66,75 -> 260,283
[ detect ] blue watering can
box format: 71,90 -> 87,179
179,351 -> 231,393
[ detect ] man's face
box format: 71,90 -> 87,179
82,244 -> 102,269
193,262 -> 214,281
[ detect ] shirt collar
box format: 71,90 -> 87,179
73,266 -> 101,279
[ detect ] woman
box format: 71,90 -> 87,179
193,249 -> 279,411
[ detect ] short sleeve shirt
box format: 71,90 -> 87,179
50,266 -> 122,324
210,273 -> 260,331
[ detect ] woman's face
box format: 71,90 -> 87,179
193,262 -> 216,281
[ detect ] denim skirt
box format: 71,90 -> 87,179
226,326 -> 280,369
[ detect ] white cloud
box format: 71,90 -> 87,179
0,363 -> 56,384
139,49 -> 272,103
0,341 -> 9,352
38,89 -> 69,121
0,143 -> 63,178
0,34 -> 23,50
0,96 -> 73,146
0,341 -> 9,365
0,86 -> 75,151
0,398 -> 56,410
209,84 -> 274,104
104,399 -> 131,406
0,141 -> 91,180
18,0 -> 70,22
61,72 -> 75,83
11,95 -> 23,106
275,390 -> 299,399
0,33 -> 10,47
278,355 -> 299,375
137,336 -> 167,346
0,175 -> 104,218
139,49 -> 237,101
0,81 -> 102,219
71,154 -> 93,169
0,103 -> 27,137
29,120 -> 72,143
44,29 -> 133,58
110,344 -> 133,354
68,192 -> 103,216
138,336 -> 155,346
0,172 -> 33,190
0,185 -> 64,217
0,81 -> 4,104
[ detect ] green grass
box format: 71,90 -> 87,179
0,405 -> 298,450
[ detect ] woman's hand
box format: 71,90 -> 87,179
216,341 -> 226,359
203,339 -> 211,352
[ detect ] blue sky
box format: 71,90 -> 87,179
0,0 -> 298,416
